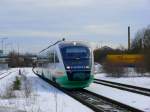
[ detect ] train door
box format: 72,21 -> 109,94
47,50 -> 54,80
52,50 -> 60,81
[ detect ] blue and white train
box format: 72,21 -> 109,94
34,41 -> 94,89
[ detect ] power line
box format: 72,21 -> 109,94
39,38 -> 65,53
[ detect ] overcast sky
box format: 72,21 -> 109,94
0,0 -> 150,53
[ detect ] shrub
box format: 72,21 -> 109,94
102,62 -> 125,77
144,51 -> 150,74
13,76 -> 21,90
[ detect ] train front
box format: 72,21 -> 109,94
57,42 -> 94,89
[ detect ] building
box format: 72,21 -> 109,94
0,50 -> 9,70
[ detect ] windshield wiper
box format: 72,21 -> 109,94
64,57 -> 89,60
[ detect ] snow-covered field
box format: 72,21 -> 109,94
1,67 -> 150,112
0,68 -> 19,96
93,72 -> 150,112
95,73 -> 150,89
86,83 -> 150,112
0,68 -> 93,112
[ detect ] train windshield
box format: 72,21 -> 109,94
60,45 -> 92,71
61,46 -> 90,59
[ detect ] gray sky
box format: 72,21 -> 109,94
0,0 -> 150,53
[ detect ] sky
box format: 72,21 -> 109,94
0,0 -> 150,53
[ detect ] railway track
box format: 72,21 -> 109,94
32,69 -> 143,112
0,70 -> 10,76
0,70 -> 17,80
69,89 -> 144,112
94,79 -> 150,97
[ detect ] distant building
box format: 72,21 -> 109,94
0,50 -> 3,56
0,50 -> 9,70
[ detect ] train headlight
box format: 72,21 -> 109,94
86,66 -> 90,69
66,66 -> 70,69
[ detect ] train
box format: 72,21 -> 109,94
34,41 -> 94,89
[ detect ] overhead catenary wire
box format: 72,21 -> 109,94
39,38 -> 65,53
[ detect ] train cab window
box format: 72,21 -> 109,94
61,46 -> 90,59
40,50 -> 59,63
38,55 -> 49,63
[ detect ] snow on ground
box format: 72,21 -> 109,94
95,73 -> 150,89
0,68 -> 19,96
0,69 -> 8,74
0,68 -> 93,112
1,67 -> 150,112
86,83 -> 150,112
92,69 -> 150,111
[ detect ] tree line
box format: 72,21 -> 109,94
7,51 -> 36,67
131,25 -> 150,72
94,25 -> 150,75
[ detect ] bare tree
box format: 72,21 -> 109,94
131,25 -> 150,73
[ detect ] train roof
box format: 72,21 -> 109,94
58,41 -> 90,48
39,41 -> 91,54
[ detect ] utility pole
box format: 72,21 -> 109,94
5,43 -> 13,53
128,26 -> 131,50
17,43 -> 20,56
17,43 -> 20,67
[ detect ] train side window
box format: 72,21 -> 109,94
48,52 -> 54,63
46,50 -> 59,63
55,52 -> 59,63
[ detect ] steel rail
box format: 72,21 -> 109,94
94,79 -> 150,97
0,70 -> 17,80
0,71 -> 10,76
